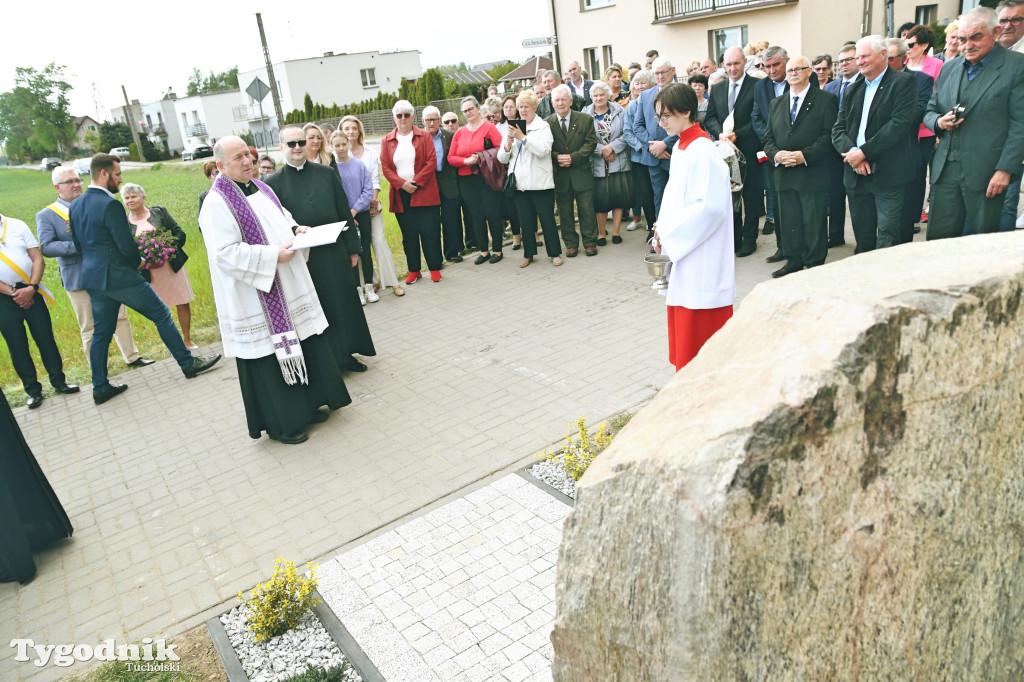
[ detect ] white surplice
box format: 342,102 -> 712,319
199,189 -> 327,359
657,136 -> 736,310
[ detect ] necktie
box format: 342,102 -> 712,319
790,95 -> 799,123
839,80 -> 848,107
562,117 -> 568,135
967,62 -> 982,81
728,82 -> 739,112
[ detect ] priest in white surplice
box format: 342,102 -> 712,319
200,136 -> 351,444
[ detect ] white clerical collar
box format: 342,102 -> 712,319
285,159 -> 306,171
88,184 -> 116,198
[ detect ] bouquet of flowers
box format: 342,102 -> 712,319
136,229 -> 176,270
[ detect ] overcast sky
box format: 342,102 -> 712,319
1,1 -> 552,120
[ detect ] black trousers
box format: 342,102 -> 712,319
504,194 -> 520,236
826,157 -> 847,245
0,293 -> 66,397
395,191 -> 443,273
352,209 -> 374,283
848,181 -> 905,252
439,194 -> 464,259
459,174 -> 504,253
927,159 -> 1005,240
900,138 -> 933,244
631,163 -> 657,227
514,190 -> 561,258
777,190 -> 827,268
738,158 -> 764,246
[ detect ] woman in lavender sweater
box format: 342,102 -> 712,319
331,131 -> 376,305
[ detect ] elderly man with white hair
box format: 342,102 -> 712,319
199,135 -> 352,444
832,34 -> 917,252
37,166 -> 151,371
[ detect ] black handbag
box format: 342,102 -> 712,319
503,142 -> 520,198
594,168 -> 633,211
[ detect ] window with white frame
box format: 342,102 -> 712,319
915,4 -> 937,25
361,68 -> 376,87
709,25 -> 748,64
602,46 -> 614,74
582,0 -> 614,9
584,48 -> 600,80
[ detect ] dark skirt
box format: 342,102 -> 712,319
236,332 -> 352,439
0,388 -> 73,584
306,242 -> 376,359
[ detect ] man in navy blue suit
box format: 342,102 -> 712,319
631,56 -> 679,226
822,44 -> 860,247
69,154 -> 221,404
751,45 -> 792,261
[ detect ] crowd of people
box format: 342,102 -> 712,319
3,2 -> 1023,443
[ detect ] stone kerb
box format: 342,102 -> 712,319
551,233 -> 1024,681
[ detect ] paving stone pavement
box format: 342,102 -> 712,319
1,214 -> 871,681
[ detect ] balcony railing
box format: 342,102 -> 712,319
232,105 -> 271,122
184,123 -> 207,136
654,0 -> 795,22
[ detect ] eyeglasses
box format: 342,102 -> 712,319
999,16 -> 1024,24
285,139 -> 307,148
424,117 -> 440,123
812,66 -> 831,71
754,63 -> 765,69
785,66 -> 810,75
905,40 -> 918,48
395,112 -> 412,119
956,32 -> 983,43
657,112 -> 675,122
837,57 -> 856,65
259,165 -> 274,171
442,119 -> 457,124
57,178 -> 83,185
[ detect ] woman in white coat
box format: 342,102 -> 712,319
652,83 -> 735,371
497,90 -> 562,268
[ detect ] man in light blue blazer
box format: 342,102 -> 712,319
37,166 -> 151,368
631,56 -> 679,221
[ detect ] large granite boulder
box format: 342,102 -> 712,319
552,234 -> 1024,681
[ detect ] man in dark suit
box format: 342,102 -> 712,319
422,107 -> 464,262
565,60 -> 594,105
264,125 -> 376,372
823,44 -> 860,247
548,85 -> 600,256
831,35 -> 917,252
752,45 -> 792,259
763,56 -> 841,278
886,38 -> 936,244
69,154 -> 220,404
705,46 -> 764,256
923,6 -> 1024,238
631,56 -> 679,223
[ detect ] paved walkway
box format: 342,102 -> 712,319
2,217 -> 863,681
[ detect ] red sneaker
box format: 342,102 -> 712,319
404,271 -> 421,284
920,210 -> 928,223
430,270 -> 442,282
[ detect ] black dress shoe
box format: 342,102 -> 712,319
772,262 -> 803,278
766,250 -> 786,263
512,243 -> 522,251
52,382 -> 80,395
93,383 -> 128,405
183,354 -> 222,379
585,246 -> 598,256
308,409 -> 329,424
536,240 -> 543,247
612,235 -> 623,244
736,241 -> 757,257
270,430 -> 309,445
26,394 -> 43,409
127,357 -> 154,368
474,254 -> 489,265
489,252 -> 503,264
450,254 -> 463,263
828,239 -> 846,248
343,356 -> 368,372
762,220 -> 775,235
596,237 -> 607,246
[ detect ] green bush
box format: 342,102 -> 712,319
544,417 -> 613,481
238,558 -> 319,642
280,663 -> 356,682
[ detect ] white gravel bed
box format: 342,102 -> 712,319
220,606 -> 361,682
529,457 -> 577,499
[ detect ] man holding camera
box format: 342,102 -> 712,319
924,6 -> 1024,239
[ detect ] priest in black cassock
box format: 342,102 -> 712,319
1,387 -> 73,583
264,124 -> 376,372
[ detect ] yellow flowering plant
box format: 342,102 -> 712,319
239,558 -> 320,642
544,416 -> 613,481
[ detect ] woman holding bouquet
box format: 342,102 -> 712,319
122,183 -> 197,349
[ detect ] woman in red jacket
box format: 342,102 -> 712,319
448,96 -> 506,264
380,100 -> 444,283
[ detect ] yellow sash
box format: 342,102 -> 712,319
47,202 -> 71,232
0,217 -> 56,306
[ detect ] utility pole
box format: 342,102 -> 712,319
121,85 -> 146,162
257,13 -> 285,126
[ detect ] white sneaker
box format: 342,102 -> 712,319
364,283 -> 379,303
626,219 -> 640,231
357,287 -> 366,306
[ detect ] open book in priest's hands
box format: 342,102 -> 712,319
287,221 -> 347,250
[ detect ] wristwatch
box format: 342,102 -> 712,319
31,283 -> 39,291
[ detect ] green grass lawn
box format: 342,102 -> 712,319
0,166 -> 408,405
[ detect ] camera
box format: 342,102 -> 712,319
952,104 -> 966,122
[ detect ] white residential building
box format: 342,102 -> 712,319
547,0 -> 963,79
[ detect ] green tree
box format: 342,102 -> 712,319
0,63 -> 75,158
187,66 -> 240,95
304,93 -> 314,119
487,61 -> 521,81
98,121 -> 133,151
422,68 -> 445,103
187,67 -> 204,96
